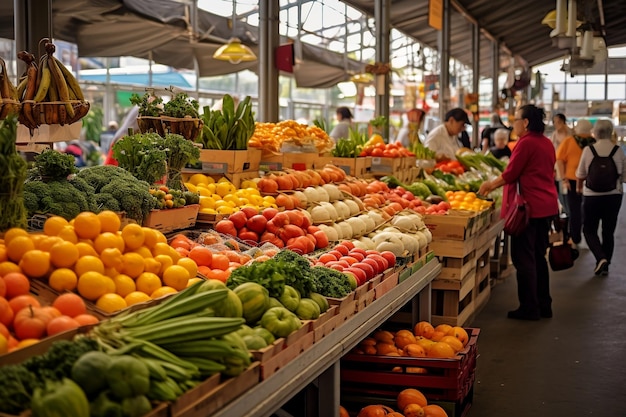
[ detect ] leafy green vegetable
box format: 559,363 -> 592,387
130,93 -> 163,117
0,115 -> 28,231
310,266 -> 352,298
112,132 -> 167,185
332,128 -> 367,158
163,92 -> 199,119
197,95 -> 255,150
272,250 -> 317,298
32,149 -> 77,180
162,133 -> 200,190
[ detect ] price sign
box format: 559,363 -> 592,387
201,162 -> 228,174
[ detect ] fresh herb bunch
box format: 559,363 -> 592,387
112,132 -> 167,185
0,115 -> 28,231
162,133 -> 200,190
163,92 -> 200,119
32,149 -> 77,180
130,92 -> 163,117
197,95 -> 255,150
313,117 -> 329,133
369,115 -> 388,129
332,127 -> 367,158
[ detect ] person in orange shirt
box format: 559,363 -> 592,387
556,119 -> 595,248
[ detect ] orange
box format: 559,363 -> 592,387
43,216 -> 69,236
2,272 -> 30,298
426,342 -> 456,358
94,232 -> 125,254
121,224 -> 145,251
151,242 -> 171,257
48,268 -> 78,292
150,286 -> 178,299
0,334 -> 7,355
143,257 -> 162,275
0,261 -> 21,277
96,210 -> 121,233
414,321 -> 435,339
211,254 -> 230,271
73,212 -> 101,240
36,236 -> 62,251
77,271 -> 112,301
422,405 -> 448,417
0,246 -> 7,263
141,227 -> 159,249
75,242 -> 98,257
187,246 -> 213,267
177,257 -> 198,279
113,274 -> 136,297
121,252 -> 145,278
6,235 -> 35,262
57,225 -> 78,243
403,403 -> 425,417
19,250 -> 51,278
95,293 -> 127,313
154,230 -> 167,244
49,240 -> 79,268
15,338 -> 40,349
74,255 -> 105,277
168,247 -> 181,263
162,265 -> 190,291
103,266 -> 119,278
100,247 -> 124,270
132,247 -> 153,259
135,272 -> 162,295
124,291 -> 152,306
203,268 -> 229,283
52,293 -> 87,318
2,228 -> 29,245
154,254 -> 174,275
73,314 -> 100,326
434,323 -> 453,335
446,326 -> 469,346
439,335 -> 464,353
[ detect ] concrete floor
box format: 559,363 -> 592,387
467,195 -> 626,416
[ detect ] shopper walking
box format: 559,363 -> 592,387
551,113 -> 573,214
555,119 -> 595,249
478,104 -> 559,320
575,119 -> 626,276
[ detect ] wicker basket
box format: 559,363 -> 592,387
137,116 -> 165,136
161,116 -> 203,141
25,100 -> 90,126
0,99 -> 21,121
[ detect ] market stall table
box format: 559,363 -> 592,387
209,259 -> 442,417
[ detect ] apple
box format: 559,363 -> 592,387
329,264 -> 345,272
241,206 -> 258,218
349,248 -> 368,258
313,231 -> 329,249
345,267 -> 366,285
318,253 -> 338,264
334,245 -> 349,256
214,219 -> 237,237
343,272 -> 359,290
334,260 -> 351,268
262,207 -> 279,221
281,224 -> 306,241
328,250 -> 344,260
228,210 -> 248,230
272,212 -> 291,228
353,262 -> 375,280
246,214 -> 268,234
286,210 -> 304,227
368,254 -> 389,272
361,258 -> 381,275
339,240 -> 355,250
348,251 -> 365,262
341,256 -> 358,266
380,251 -> 396,268
238,228 -> 259,244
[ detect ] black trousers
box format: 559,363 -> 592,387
510,217 -> 553,315
582,194 -> 623,264
565,179 -> 582,244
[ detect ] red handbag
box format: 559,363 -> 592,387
503,182 -> 529,236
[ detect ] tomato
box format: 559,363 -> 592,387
215,219 -> 237,237
374,142 -> 386,150
246,214 -> 268,234
371,148 -> 384,157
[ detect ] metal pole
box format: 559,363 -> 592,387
472,23 -> 480,148
492,40 -> 499,111
439,0 -> 451,119
374,0 -> 391,139
258,0 -> 280,122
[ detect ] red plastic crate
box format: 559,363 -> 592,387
340,328 -> 479,402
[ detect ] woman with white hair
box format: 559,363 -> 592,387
576,119 -> 626,276
556,118 -> 595,249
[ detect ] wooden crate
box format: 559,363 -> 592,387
431,268 -> 477,327
282,152 -> 318,170
143,204 -> 200,233
315,156 -> 372,177
374,271 -> 399,299
187,149 -> 262,174
169,374 -> 221,417
341,328 -> 479,403
174,363 -> 261,417
370,156 -> 403,176
437,250 -> 477,280
260,330 -> 315,380
424,211 -> 480,241
429,235 -> 477,259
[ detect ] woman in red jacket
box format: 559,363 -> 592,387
479,105 -> 559,320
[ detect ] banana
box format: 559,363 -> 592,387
17,52 -> 39,129
0,58 -> 12,99
16,77 -> 27,100
47,70 -> 58,101
53,56 -> 84,100
48,54 -> 74,118
33,57 -> 50,102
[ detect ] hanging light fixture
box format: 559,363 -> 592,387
213,38 -> 257,64
213,1 -> 257,64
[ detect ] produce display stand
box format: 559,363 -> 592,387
208,259 -> 441,417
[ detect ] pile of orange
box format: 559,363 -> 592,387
352,321 -> 470,359
0,210 -> 202,315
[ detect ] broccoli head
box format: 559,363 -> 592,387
68,176 -> 98,212
100,178 -> 157,223
94,193 -> 121,212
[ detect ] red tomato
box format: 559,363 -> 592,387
371,148 -> 384,157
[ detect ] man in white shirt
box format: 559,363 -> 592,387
424,108 -> 470,160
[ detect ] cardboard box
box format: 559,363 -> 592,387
315,156 -> 372,177
189,149 -> 262,174
424,210 -> 479,241
143,204 -> 200,233
370,156 -> 403,175
282,152 -> 319,170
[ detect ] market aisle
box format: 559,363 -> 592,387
467,194 -> 626,417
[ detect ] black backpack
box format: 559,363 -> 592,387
586,145 -> 620,192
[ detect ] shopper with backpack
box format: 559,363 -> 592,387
575,119 -> 626,276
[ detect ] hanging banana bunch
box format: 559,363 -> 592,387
0,56 -> 20,121
17,38 -> 90,130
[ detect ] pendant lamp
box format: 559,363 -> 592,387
213,37 -> 257,64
